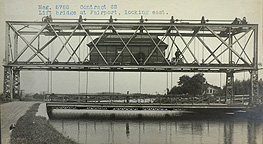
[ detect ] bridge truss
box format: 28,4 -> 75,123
2,16 -> 260,105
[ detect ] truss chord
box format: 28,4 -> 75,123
234,31 -> 253,64
8,31 -> 14,61
143,25 -> 171,65
112,26 -> 140,65
13,34 -> 18,58
81,25 -> 110,64
86,71 -> 88,95
206,26 -> 252,65
9,47 -> 14,62
80,24 -> 108,65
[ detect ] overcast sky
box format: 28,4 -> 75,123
0,0 -> 262,94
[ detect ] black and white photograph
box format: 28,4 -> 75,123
0,0 -> 263,144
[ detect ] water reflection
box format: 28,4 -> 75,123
224,120 -> 233,144
49,110 -> 263,144
126,122 -> 129,138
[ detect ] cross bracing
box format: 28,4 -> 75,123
3,16 -> 258,72
3,16 -> 260,105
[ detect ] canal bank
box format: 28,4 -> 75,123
9,103 -> 78,144
1,101 -> 37,144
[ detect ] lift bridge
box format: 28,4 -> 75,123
3,16 -> 261,113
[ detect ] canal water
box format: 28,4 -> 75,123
49,109 -> 263,144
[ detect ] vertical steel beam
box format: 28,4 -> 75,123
229,30 -> 233,64
254,26 -> 260,104
5,23 -> 10,65
254,26 -> 258,70
225,72 -> 234,104
14,34 -> 18,58
13,69 -> 20,99
3,67 -> 12,100
250,70 -> 259,105
249,26 -> 259,105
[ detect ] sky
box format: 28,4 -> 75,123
0,0 -> 262,94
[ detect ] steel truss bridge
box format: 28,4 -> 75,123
3,16 -> 261,112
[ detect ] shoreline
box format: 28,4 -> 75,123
10,103 -> 78,144
1,101 -> 37,144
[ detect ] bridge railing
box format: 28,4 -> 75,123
45,93 -> 249,105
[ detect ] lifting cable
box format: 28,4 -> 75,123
201,30 -> 204,96
86,71 -> 88,95
220,37 -> 223,89
48,36 -> 53,94
140,71 -> 142,103
113,72 -> 115,94
47,36 -> 50,94
171,72 -> 173,90
194,37 -> 196,75
78,34 -> 81,94
202,31 -> 204,63
86,37 -> 89,102
109,70 -> 111,93
109,70 -> 112,102
167,72 -> 169,94
243,35 -> 246,97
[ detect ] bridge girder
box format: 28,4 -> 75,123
2,16 -> 259,105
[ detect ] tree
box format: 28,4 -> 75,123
233,79 -> 250,95
178,75 -> 191,86
189,73 -> 206,96
169,73 -> 207,96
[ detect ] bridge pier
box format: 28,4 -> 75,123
225,72 -> 234,104
3,67 -> 12,100
3,67 -> 21,100
13,69 -> 21,99
250,70 -> 259,105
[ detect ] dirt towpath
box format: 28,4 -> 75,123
1,101 -> 37,144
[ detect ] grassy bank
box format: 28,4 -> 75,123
10,103 -> 78,144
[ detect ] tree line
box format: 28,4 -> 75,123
168,73 -> 263,97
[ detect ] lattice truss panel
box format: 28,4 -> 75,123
4,16 -> 258,71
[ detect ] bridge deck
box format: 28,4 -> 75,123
46,102 -> 248,113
